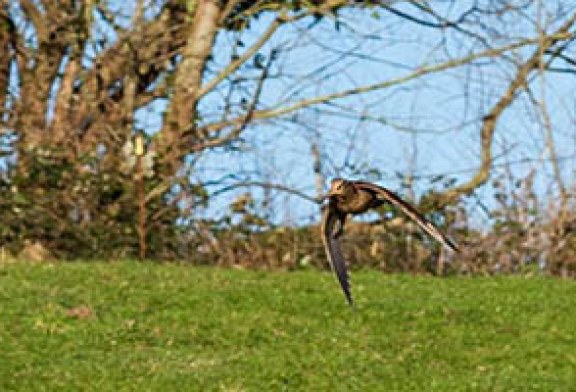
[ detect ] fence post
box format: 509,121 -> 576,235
135,132 -> 147,260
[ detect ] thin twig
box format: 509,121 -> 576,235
197,34 -> 572,136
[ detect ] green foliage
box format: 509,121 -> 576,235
0,149 -> 184,259
1,262 -> 575,390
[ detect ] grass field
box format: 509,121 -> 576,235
1,262 -> 575,391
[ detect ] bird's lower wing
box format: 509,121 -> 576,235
321,205 -> 353,306
355,181 -> 459,252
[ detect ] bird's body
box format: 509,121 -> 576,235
329,185 -> 380,214
321,178 -> 458,305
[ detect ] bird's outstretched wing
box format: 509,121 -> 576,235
321,203 -> 353,306
355,181 -> 459,252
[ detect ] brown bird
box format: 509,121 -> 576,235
321,178 -> 458,305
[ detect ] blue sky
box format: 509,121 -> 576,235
131,1 -> 574,228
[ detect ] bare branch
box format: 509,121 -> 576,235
198,34 -> 571,135
429,11 -> 576,207
0,6 -> 14,118
158,0 -> 222,174
19,0 -> 46,38
211,181 -> 322,204
190,50 -> 275,150
197,15 -> 284,99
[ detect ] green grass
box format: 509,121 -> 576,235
1,262 -> 575,391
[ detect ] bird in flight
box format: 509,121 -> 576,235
321,178 -> 458,306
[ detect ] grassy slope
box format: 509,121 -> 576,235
0,262 -> 575,391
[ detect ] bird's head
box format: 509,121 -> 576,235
328,178 -> 353,197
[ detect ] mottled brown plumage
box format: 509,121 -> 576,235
321,178 -> 458,305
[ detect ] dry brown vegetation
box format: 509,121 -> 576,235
183,189 -> 576,277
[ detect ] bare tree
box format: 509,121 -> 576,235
2,0 -> 576,258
